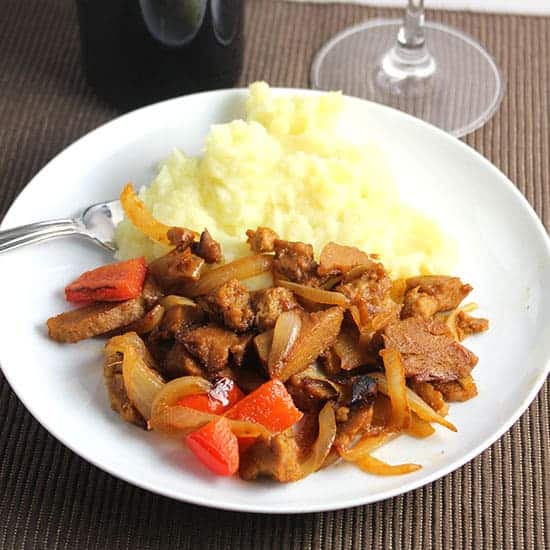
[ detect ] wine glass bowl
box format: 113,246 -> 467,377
311,3 -> 504,137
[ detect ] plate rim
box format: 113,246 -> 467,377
1,87 -> 549,513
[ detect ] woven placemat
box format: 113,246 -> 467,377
0,1 -> 548,549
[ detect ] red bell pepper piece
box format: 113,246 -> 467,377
225,379 -> 302,433
65,257 -> 147,303
177,378 -> 244,415
186,417 -> 239,476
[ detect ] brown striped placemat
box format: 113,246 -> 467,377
0,1 -> 548,549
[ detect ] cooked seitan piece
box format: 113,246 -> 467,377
180,324 -> 252,373
192,229 -> 222,263
166,227 -> 196,249
320,347 -> 342,376
269,307 -> 344,381
239,432 -> 302,482
201,279 -> 254,332
401,276 -> 472,318
456,312 -> 489,341
337,261 -> 400,332
161,342 -> 206,379
272,239 -> 319,284
401,287 -> 439,319
334,402 -> 374,449
432,375 -> 478,401
148,248 -> 204,291
152,304 -> 205,341
141,275 -> 164,309
246,227 -> 279,253
103,351 -> 146,428
47,297 -> 146,343
317,242 -> 372,277
382,317 -> 478,382
409,380 -> 449,416
286,375 -> 338,412
253,286 -> 300,330
332,326 -> 378,370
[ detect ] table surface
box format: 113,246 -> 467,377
0,1 -> 548,549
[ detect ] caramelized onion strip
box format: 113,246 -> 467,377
349,453 -> 421,476
268,310 -> 302,374
370,372 -> 457,432
149,405 -> 270,438
184,255 -> 273,296
150,376 -> 212,419
105,332 -> 164,422
159,295 -> 197,309
120,184 -> 195,245
380,349 -> 411,430
123,304 -> 165,335
299,402 -> 337,478
277,279 -> 349,307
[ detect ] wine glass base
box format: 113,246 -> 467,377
311,19 -> 504,137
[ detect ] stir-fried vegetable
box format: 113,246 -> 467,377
268,310 -> 302,375
65,257 -> 147,303
104,332 -> 164,421
177,378 -> 244,414
183,255 -> 273,297
338,432 -> 398,460
347,453 -> 421,476
120,184 -> 176,246
299,402 -> 337,478
150,405 -> 270,438
150,376 -> 212,419
50,220 -> 487,482
186,417 -> 239,476
380,349 -> 411,430
122,304 -> 165,334
369,373 -> 457,432
406,414 -> 436,438
159,295 -> 197,309
277,279 -> 349,307
225,379 -> 303,433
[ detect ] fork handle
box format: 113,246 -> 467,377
0,219 -> 82,253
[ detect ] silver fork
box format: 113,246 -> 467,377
0,200 -> 123,253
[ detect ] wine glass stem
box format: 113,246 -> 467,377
379,0 -> 435,81
399,0 -> 425,48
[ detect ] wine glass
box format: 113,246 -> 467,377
311,0 -> 504,137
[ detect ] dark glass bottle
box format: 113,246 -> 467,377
75,0 -> 243,110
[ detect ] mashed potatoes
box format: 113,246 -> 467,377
115,82 -> 455,278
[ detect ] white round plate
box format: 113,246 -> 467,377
0,89 -> 549,514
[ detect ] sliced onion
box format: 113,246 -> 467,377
338,431 -> 398,461
294,364 -> 344,396
380,349 -> 411,430
150,376 -> 212,419
332,328 -> 374,371
390,278 -> 408,304
149,405 -> 270,438
406,414 -> 436,438
342,264 -> 372,283
370,372 -> 457,432
123,304 -> 165,335
183,254 -> 273,297
350,453 -> 421,476
277,279 -> 349,307
105,332 -> 164,422
299,402 -> 337,478
159,295 -> 197,309
268,310 -> 302,375
444,302 -> 479,341
254,329 -> 273,365
119,184 -> 200,245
